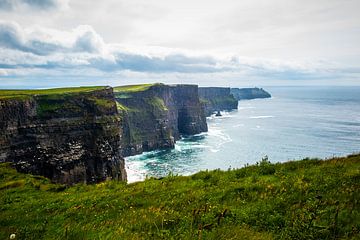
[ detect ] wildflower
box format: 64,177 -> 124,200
9,234 -> 16,239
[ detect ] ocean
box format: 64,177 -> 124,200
126,86 -> 360,183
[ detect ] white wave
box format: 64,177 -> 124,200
210,148 -> 220,153
249,115 -> 274,119
207,111 -> 234,120
174,144 -> 182,152
126,161 -> 147,183
205,126 -> 233,153
238,106 -> 255,110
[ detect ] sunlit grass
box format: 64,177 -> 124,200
0,155 -> 359,239
0,86 -> 106,100
114,83 -> 161,93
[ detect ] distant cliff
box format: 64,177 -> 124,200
0,87 -> 126,184
230,87 -> 271,100
198,87 -> 238,116
114,84 -> 208,156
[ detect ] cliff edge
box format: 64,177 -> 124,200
198,87 -> 238,116
230,87 -> 271,100
114,83 -> 208,156
0,87 -> 126,184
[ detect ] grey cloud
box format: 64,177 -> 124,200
112,53 -> 221,73
0,22 -> 66,55
0,22 -> 226,73
0,22 -> 103,55
0,0 -> 12,10
0,0 -> 65,10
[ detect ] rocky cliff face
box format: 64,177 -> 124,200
0,87 -> 126,184
114,84 -> 207,156
198,87 -> 238,116
0,83 -> 211,184
230,87 -> 271,100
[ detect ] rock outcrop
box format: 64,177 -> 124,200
0,87 -> 126,184
230,87 -> 271,100
114,84 -> 208,156
198,87 -> 238,116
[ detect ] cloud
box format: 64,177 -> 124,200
0,0 -> 68,11
0,21 -> 359,86
0,21 -> 227,73
0,22 -> 107,55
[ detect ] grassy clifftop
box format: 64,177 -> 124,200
1,154 -> 359,239
0,86 -> 117,118
114,83 -> 161,93
0,86 -> 107,100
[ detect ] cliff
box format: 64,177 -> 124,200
0,87 -> 126,184
198,87 -> 238,116
230,87 -> 271,100
114,84 -> 208,156
0,83 -> 211,184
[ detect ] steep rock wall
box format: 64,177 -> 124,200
114,84 -> 207,156
0,87 -> 126,184
230,87 -> 271,100
198,87 -> 238,116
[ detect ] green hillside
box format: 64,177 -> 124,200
1,154 -> 359,239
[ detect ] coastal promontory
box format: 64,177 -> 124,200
230,87 -> 271,100
198,87 -> 238,116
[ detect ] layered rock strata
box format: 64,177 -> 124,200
0,83 -> 211,184
0,87 -> 126,184
198,87 -> 238,116
114,84 -> 208,156
230,87 -> 271,100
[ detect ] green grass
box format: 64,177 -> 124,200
114,83 -> 161,93
88,97 -> 115,109
0,86 -> 106,100
1,155 -> 359,239
149,97 -> 168,111
116,102 -> 130,112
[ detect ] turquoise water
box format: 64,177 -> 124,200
126,86 -> 360,182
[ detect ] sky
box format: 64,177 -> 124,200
0,0 -> 359,88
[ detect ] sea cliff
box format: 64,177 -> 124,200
198,87 -> 238,116
230,87 -> 271,100
0,84 -> 209,183
0,87 -> 126,184
114,84 -> 208,156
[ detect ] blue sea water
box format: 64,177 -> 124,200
126,86 -> 360,183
